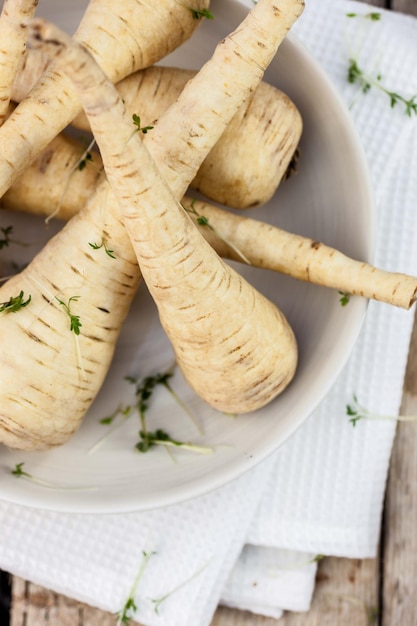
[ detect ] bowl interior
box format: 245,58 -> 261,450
0,0 -> 374,513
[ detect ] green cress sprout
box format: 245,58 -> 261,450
338,291 -> 351,306
0,290 -> 31,315
183,199 -> 251,264
90,366 -> 209,455
116,550 -> 157,625
88,237 -> 116,258
11,462 -> 96,490
55,295 -> 82,334
188,7 -> 214,20
346,13 -> 417,116
132,113 -> 154,134
347,394 -> 417,427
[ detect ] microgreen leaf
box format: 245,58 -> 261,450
0,225 -> 14,249
188,7 -> 214,19
182,199 -> 251,265
132,113 -> 154,134
0,290 -> 31,314
55,295 -> 82,334
89,237 -> 116,258
116,550 -> 157,626
11,462 -> 97,490
347,394 -> 417,427
78,151 -> 93,171
338,291 -> 351,306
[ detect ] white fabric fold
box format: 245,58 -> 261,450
0,1 -> 416,623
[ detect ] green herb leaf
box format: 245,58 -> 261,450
78,151 -> 93,171
338,291 -> 351,306
0,225 -> 14,250
55,295 -> 82,335
132,113 -> 154,134
89,237 -> 116,258
116,550 -> 157,625
0,290 -> 31,314
188,7 -> 214,19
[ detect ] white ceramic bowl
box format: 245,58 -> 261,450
0,0 -> 374,513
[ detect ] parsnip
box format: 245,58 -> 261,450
1,132 -> 103,221
0,0 -> 303,450
8,68 -> 302,211
0,0 -> 210,196
11,47 -> 50,102
28,0 -> 303,414
2,129 -> 416,309
12,57 -> 302,208
182,198 -> 417,310
0,0 -> 38,125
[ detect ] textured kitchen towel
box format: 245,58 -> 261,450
0,1 -> 416,625
246,0 -> 417,558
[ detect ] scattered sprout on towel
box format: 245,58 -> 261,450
0,290 -> 31,315
347,394 -> 417,427
345,12 -> 417,116
116,550 -> 157,626
346,11 -> 381,21
150,558 -> 212,614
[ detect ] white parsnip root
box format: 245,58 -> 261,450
28,0 -> 303,413
0,0 -> 38,125
7,65 -> 302,212
181,199 -> 417,310
2,133 -> 416,309
0,0 -> 210,196
0,0 -> 303,450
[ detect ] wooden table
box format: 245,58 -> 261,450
2,0 -> 417,624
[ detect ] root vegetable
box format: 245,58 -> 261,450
1,132 -> 103,221
29,0 -> 302,414
0,0 -> 38,125
2,129 -> 416,309
11,48 -> 50,102
181,198 -> 417,310
73,66 -> 303,209
12,56 -> 302,208
8,66 -> 302,212
0,0 -> 303,450
0,0 -> 210,197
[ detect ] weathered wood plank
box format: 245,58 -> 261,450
391,0 -> 417,15
381,312 -> 417,626
213,558 -> 379,626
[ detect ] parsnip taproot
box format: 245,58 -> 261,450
1,132 -> 103,221
0,0 -> 210,197
77,66 -> 303,209
28,0 -> 303,415
181,198 -> 417,310
0,0 -> 38,125
2,122 -> 416,309
0,0 -> 302,450
12,56 -> 302,208
8,68 -> 302,212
